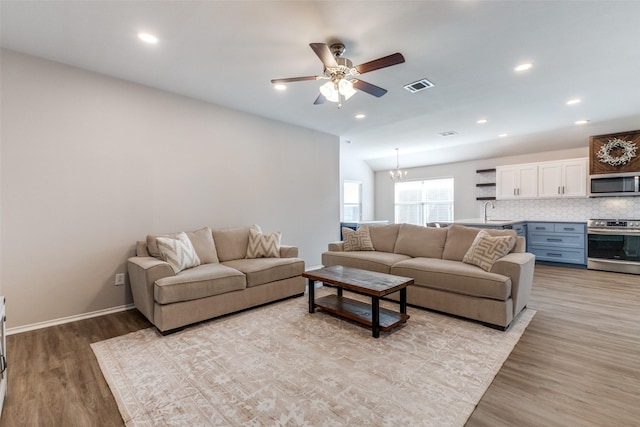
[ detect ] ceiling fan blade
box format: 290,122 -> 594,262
310,43 -> 338,68
355,52 -> 405,74
313,94 -> 326,105
352,79 -> 388,97
271,76 -> 322,84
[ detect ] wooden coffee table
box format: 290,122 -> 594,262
303,265 -> 413,338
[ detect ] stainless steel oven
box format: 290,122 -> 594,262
587,219 -> 640,274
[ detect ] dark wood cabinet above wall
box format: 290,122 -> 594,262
589,130 -> 640,175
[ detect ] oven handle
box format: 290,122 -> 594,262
588,228 -> 640,236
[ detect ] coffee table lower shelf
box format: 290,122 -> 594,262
314,294 -> 409,332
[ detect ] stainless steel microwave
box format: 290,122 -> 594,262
589,172 -> 640,197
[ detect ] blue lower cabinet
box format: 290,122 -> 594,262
527,222 -> 587,265
528,246 -> 586,264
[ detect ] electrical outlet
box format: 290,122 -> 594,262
115,273 -> 125,286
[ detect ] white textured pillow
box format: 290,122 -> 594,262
462,230 -> 516,271
342,226 -> 375,252
246,228 -> 281,258
156,232 -> 201,273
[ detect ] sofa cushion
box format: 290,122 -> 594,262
463,230 -> 516,271
442,224 -> 517,261
154,263 -> 246,304
247,228 -> 281,258
186,227 -> 219,264
322,250 -> 411,274
368,224 -> 400,253
223,258 -> 304,287
342,226 -> 374,251
394,224 -> 447,259
212,225 -> 261,262
156,232 -> 201,273
147,232 -> 179,258
391,258 -> 511,301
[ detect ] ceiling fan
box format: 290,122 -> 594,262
271,42 -> 405,108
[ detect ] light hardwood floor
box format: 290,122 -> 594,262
1,264 -> 638,426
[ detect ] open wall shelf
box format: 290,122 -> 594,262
476,169 -> 497,200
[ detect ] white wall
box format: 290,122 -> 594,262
339,142 -> 375,224
1,49 -> 339,329
374,146 -> 640,223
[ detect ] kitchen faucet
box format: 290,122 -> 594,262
483,200 -> 495,223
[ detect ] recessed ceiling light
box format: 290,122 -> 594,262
575,119 -> 590,125
137,32 -> 158,44
566,98 -> 582,105
498,133 -> 509,137
514,62 -> 533,72
355,114 -> 366,119
476,119 -> 488,124
274,84 -> 287,91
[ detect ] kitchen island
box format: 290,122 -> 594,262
439,218 -> 527,236
440,219 -> 587,266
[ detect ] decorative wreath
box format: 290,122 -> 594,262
597,138 -> 637,166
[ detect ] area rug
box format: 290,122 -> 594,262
91,288 -> 535,426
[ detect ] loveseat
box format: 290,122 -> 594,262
322,223 -> 535,329
127,225 -> 305,333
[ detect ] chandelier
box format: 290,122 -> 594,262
389,148 -> 408,181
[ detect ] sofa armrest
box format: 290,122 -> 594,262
279,245 -> 299,258
490,252 -> 535,317
328,241 -> 345,252
127,256 -> 175,324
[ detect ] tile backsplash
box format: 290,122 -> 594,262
480,197 -> 640,222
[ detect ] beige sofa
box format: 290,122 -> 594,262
322,223 -> 535,329
128,225 -> 305,333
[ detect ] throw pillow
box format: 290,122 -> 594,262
462,230 -> 516,272
246,228 -> 281,258
156,232 -> 201,274
342,226 -> 375,252
186,227 -> 219,264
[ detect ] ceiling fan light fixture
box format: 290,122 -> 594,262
338,79 -> 356,99
320,81 -> 339,102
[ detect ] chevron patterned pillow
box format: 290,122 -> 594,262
156,232 -> 201,273
246,228 -> 281,258
462,229 -> 516,271
342,226 -> 375,252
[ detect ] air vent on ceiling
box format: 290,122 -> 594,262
404,78 -> 435,93
438,131 -> 458,137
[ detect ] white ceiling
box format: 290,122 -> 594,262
2,1 -> 640,171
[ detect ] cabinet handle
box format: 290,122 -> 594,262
562,186 -> 565,194
558,186 -> 561,194
513,188 -> 516,196
564,227 -> 575,231
547,238 -> 563,242
535,226 -> 545,230
547,253 -> 563,257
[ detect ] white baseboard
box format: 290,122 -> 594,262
7,304 -> 136,336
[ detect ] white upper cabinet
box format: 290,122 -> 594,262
538,158 -> 587,198
498,158 -> 587,200
496,164 -> 538,199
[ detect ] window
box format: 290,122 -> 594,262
343,180 -> 362,222
394,178 -> 454,225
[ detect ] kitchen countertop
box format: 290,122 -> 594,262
443,218 -> 526,227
